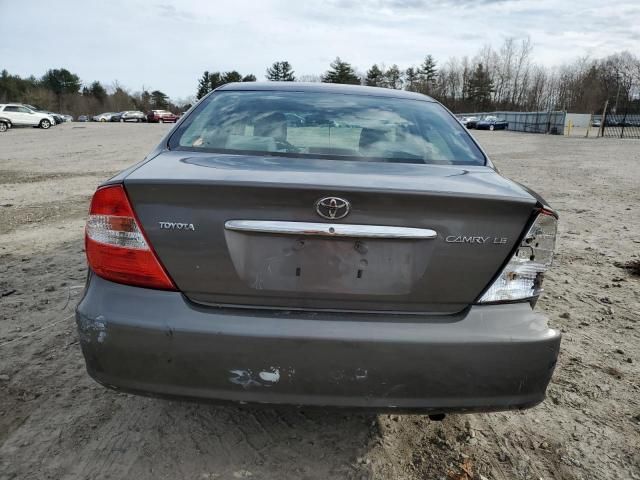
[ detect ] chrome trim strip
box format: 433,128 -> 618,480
225,220 -> 437,239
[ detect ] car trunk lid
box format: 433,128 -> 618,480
124,151 -> 537,314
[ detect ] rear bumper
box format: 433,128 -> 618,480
76,275 -> 560,412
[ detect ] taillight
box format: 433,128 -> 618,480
478,208 -> 557,303
85,184 -> 176,290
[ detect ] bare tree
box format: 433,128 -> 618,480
510,37 -> 533,108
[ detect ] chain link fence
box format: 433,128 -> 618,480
457,111 -> 566,135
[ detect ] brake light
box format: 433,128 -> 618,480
85,184 -> 176,290
478,208 -> 557,303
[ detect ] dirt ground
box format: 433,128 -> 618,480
0,123 -> 638,480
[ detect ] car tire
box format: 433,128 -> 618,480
40,119 -> 51,129
0,122 -> 7,132
489,125 -> 495,131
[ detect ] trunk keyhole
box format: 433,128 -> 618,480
357,269 -> 363,279
296,267 -> 301,277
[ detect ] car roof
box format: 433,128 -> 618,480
216,82 -> 435,102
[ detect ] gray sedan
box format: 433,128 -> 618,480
76,82 -> 560,413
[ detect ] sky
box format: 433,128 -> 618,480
1,0 -> 639,100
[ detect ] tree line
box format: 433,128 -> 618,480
197,40 -> 640,115
195,62 -> 297,99
0,68 -> 188,117
2,39 -> 639,117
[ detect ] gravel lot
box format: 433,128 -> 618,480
1,123 -> 638,480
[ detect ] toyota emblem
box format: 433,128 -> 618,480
315,196 -> 351,220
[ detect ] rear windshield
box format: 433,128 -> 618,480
169,91 -> 485,165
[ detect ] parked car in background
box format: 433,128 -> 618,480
77,82 -> 560,413
0,117 -> 10,132
476,115 -> 509,131
48,112 -> 64,125
591,119 -> 601,128
77,115 -> 90,122
147,109 -> 178,123
0,104 -> 55,129
460,116 -> 479,129
618,118 -> 636,126
23,104 -> 64,125
93,112 -> 117,122
110,111 -> 146,122
61,114 -> 74,122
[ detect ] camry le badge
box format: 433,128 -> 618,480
315,196 -> 351,220
446,235 -> 508,244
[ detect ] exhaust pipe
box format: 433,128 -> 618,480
428,413 -> 446,421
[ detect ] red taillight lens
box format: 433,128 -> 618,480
85,184 -> 176,290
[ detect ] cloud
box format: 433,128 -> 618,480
157,4 -> 198,22
328,0 -> 510,9
0,0 -> 638,99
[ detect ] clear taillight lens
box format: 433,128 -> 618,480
85,184 -> 176,290
86,215 -> 148,249
479,209 -> 557,303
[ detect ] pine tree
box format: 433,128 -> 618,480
151,90 -> 169,109
384,64 -> 403,89
41,68 -> 82,95
322,57 -> 361,85
365,64 -> 384,87
223,71 -> 243,83
196,71 -> 211,99
404,67 -> 418,91
417,55 -> 438,93
197,70 -> 255,99
41,68 -> 82,110
468,63 -> 494,111
208,72 -> 224,90
89,81 -> 107,103
266,61 -> 295,81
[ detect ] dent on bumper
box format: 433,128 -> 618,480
76,275 -> 561,412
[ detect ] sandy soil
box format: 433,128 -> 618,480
0,123 -> 638,480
